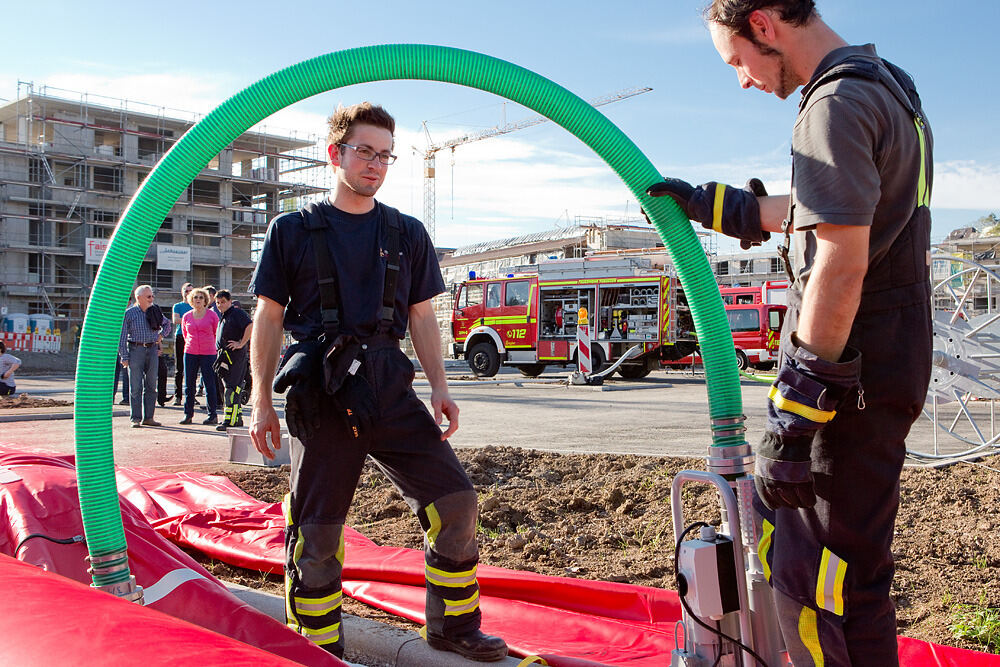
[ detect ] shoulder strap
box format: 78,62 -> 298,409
301,202 -> 341,336
379,204 -> 402,332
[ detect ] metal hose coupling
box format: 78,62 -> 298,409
707,416 -> 754,477
87,550 -> 144,604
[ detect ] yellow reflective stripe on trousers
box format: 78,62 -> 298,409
424,502 -> 442,551
768,386 -> 836,423
426,563 -> 478,587
798,606 -> 824,667
293,589 -> 343,616
758,519 -> 775,582
293,621 -> 341,645
443,590 -> 481,616
712,182 -> 726,233
815,547 -> 848,616
913,117 -> 930,208
517,657 -> 550,666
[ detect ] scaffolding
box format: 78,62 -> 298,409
0,82 -> 330,331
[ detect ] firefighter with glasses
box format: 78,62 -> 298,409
248,102 -> 507,662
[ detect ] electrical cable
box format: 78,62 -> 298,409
674,521 -> 770,667
14,533 -> 85,558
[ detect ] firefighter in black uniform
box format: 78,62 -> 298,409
214,289 -> 252,430
647,2 -> 932,665
248,102 -> 507,662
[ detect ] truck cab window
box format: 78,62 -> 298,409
505,281 -> 530,307
462,284 -> 483,308
486,283 -> 501,309
769,308 -> 784,331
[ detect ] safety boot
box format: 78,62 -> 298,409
425,628 -> 508,662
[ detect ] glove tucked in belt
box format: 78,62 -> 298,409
755,334 -> 862,510
646,177 -> 770,249
273,340 -> 326,440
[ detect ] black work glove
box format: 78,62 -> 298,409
755,334 -> 862,511
273,340 -> 326,440
646,177 -> 771,250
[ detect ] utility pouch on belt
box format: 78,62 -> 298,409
273,340 -> 326,394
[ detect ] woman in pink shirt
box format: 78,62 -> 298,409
180,287 -> 220,425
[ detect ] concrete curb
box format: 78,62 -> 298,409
225,582 -> 524,667
0,409 -> 131,423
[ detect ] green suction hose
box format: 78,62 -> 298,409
74,44 -> 745,587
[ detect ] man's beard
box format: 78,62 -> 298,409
751,37 -> 798,99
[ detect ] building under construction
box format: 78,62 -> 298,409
0,83 -> 328,331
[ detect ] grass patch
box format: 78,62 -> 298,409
950,604 -> 1000,651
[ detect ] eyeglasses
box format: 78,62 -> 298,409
339,143 -> 397,165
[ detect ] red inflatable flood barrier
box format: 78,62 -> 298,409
2,443 -> 998,666
0,445 -> 342,667
0,554 -> 308,667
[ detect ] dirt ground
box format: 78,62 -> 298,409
0,394 -> 72,409
202,447 -> 1000,655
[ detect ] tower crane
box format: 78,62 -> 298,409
416,86 -> 652,242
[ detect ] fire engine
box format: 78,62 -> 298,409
720,279 -> 788,306
451,256 -> 697,378
663,299 -> 787,371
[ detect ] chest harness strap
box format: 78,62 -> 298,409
780,56 -> 931,285
300,202 -> 402,338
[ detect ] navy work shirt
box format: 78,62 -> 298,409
249,200 -> 445,341
217,305 -> 252,347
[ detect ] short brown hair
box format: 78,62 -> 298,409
704,0 -> 816,41
326,102 -> 395,150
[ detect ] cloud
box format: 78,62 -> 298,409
930,161 -> 1000,210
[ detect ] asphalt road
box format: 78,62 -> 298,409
1,366 -> 982,468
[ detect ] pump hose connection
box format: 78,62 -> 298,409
73,44 -> 746,592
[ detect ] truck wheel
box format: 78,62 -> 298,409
518,364 -> 546,377
468,342 -> 501,377
617,364 -> 651,379
754,361 -> 775,372
592,346 -> 606,374
735,350 -> 749,371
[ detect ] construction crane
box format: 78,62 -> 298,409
416,86 -> 653,243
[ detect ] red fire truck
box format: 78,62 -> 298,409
725,302 -> 786,371
451,256 -> 697,378
720,280 -> 789,306
662,299 -> 787,371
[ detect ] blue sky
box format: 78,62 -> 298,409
3,0 -> 998,252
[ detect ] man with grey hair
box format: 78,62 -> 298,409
119,285 -> 171,427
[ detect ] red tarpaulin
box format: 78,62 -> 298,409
2,443 -> 997,666
0,445 -> 342,667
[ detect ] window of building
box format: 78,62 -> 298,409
770,257 -> 782,273
192,266 -> 220,289
191,219 -> 221,247
505,281 -> 530,307
93,166 -> 122,192
740,259 -> 753,274
716,261 -> 729,276
190,179 -> 220,205
28,157 -> 48,183
138,261 -> 174,290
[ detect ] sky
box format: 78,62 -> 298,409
2,0 -> 998,253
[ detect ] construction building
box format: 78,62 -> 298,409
0,83 -> 328,334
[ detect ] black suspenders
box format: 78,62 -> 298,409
781,56 -> 928,285
301,202 -> 402,338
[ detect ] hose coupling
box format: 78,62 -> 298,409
88,550 -> 144,604
707,416 -> 754,476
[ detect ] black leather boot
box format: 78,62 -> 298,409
425,628 -> 508,662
